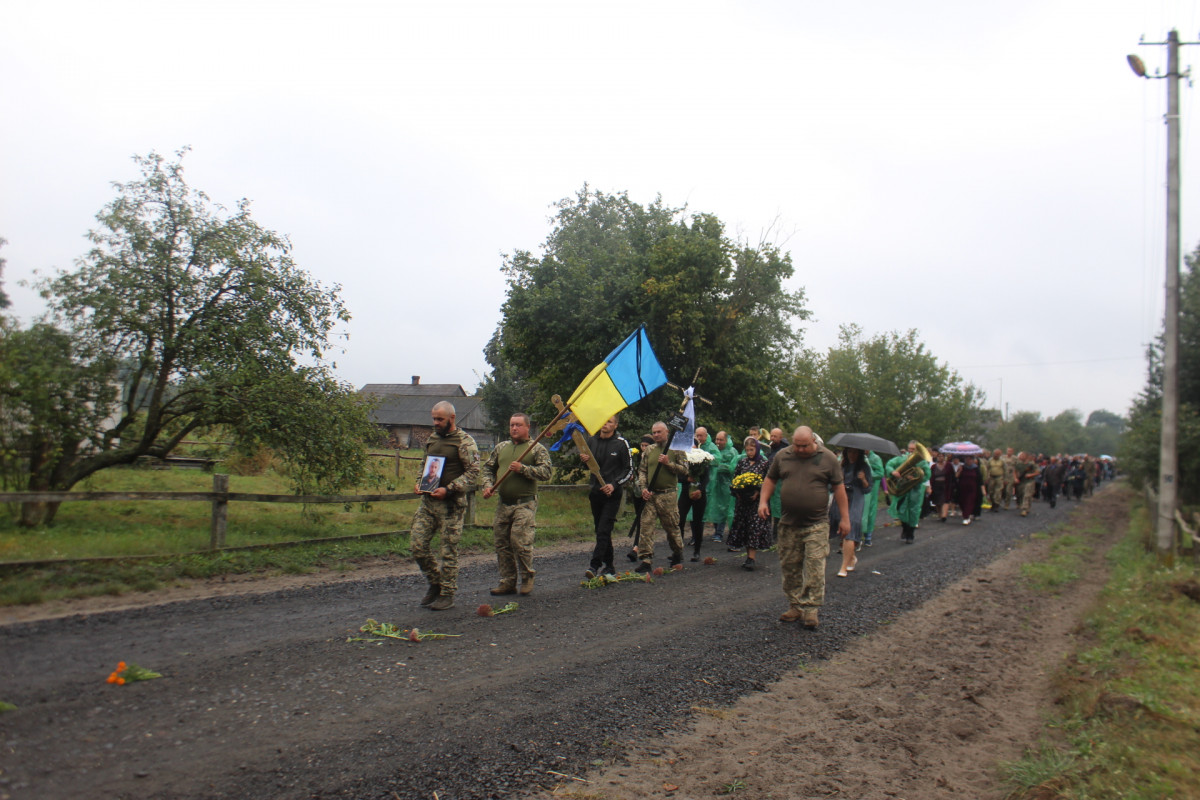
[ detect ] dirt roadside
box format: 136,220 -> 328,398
533,490 -> 1128,800
0,539 -> 589,626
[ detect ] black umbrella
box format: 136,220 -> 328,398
826,432 -> 901,456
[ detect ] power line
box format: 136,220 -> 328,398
957,356 -> 1144,369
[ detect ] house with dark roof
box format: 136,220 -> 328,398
359,377 -> 494,450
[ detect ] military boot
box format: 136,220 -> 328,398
519,576 -> 534,596
429,593 -> 455,611
420,583 -> 441,606
489,582 -> 517,596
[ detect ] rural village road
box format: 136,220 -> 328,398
0,493 -> 1092,800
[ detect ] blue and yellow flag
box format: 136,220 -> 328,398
566,326 -> 669,434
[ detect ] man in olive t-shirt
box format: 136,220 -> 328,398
759,426 -> 849,628
482,412 -> 553,596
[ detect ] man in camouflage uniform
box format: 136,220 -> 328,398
760,426 -> 849,629
1083,455 -> 1096,497
482,412 -> 552,597
411,401 -> 480,611
1002,447 -> 1018,509
986,448 -> 1006,512
1012,451 -> 1039,517
635,421 -> 688,573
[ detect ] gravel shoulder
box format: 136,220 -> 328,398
0,486 -> 1127,800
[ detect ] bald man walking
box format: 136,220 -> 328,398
759,426 -> 849,628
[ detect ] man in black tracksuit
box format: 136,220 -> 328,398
579,415 -> 634,578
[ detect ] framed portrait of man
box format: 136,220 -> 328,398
418,455 -> 445,493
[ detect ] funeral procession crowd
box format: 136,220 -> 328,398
409,401 -> 1114,627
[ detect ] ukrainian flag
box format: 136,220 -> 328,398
566,326 -> 669,434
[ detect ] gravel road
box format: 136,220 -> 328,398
0,496 -> 1085,800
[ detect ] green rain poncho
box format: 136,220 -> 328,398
885,452 -> 930,528
703,440 -> 739,526
862,450 -> 884,539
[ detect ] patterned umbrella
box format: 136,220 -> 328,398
938,441 -> 984,456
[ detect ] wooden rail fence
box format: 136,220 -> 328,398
0,476 -> 590,552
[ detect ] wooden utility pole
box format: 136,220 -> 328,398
1160,30 -> 1182,563
1131,31 -> 1191,562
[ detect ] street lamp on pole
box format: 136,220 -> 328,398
1129,31 -> 1191,561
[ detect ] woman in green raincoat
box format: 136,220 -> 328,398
861,450 -> 884,546
703,431 -> 739,542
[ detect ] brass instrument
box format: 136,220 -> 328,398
886,442 -> 932,497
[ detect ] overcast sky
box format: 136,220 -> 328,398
3,0 -> 1199,426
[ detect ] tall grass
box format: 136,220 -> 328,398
1000,491 -> 1200,799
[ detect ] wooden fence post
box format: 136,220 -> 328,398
210,473 -> 229,550
465,489 -> 477,526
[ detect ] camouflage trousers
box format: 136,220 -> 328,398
777,520 -> 830,610
988,476 -> 1007,508
493,498 -> 538,587
637,490 -> 683,563
1017,481 -> 1034,513
410,495 -> 467,595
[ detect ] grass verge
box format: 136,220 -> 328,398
0,462 -> 600,607
1000,492 -> 1200,800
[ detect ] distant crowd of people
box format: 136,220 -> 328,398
927,447 -> 1114,524
401,401 -> 1112,630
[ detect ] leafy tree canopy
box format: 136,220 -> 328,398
1122,241 -> 1200,502
1,150 -> 379,524
483,186 -> 810,438
989,409 -> 1094,456
791,324 -> 987,448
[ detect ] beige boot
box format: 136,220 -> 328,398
519,576 -> 535,596
489,582 -> 517,596
429,593 -> 455,611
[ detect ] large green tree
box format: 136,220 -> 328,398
0,150 -> 379,525
1085,409 -> 1125,456
484,187 -> 809,435
980,407 -> 1124,457
1122,241 -> 1200,503
791,325 -> 987,448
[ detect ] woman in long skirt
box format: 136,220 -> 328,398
956,455 -> 982,525
930,451 -> 954,522
726,437 -> 773,570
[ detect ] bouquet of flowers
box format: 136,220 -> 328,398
105,661 -> 161,685
685,447 -> 714,483
731,470 -> 764,501
352,619 -> 462,643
